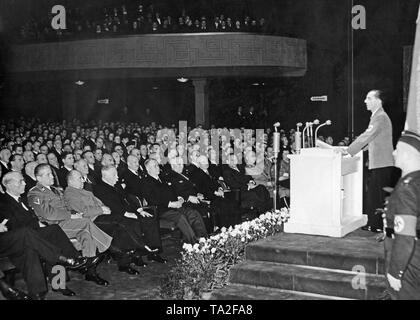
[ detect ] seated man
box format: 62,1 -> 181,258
27,164 -> 112,286
140,159 -> 207,243
57,152 -> 74,189
188,155 -> 242,228
0,172 -> 87,296
65,169 -> 162,273
223,153 -> 272,214
0,225 -> 85,300
92,165 -> 167,265
74,159 -> 95,192
164,156 -> 214,233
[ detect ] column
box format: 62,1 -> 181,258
192,78 -> 209,128
61,81 -> 77,122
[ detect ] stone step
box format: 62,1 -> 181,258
246,232 -> 385,274
210,283 -> 352,300
229,261 -> 386,300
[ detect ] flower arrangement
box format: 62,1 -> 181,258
160,208 -> 290,300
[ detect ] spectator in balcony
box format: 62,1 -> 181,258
131,21 -> 140,34
259,18 -> 267,33
161,19 -> 171,33
220,20 -> 228,32
193,19 -> 201,32
111,24 -> 119,35
212,17 -> 221,32
243,16 -> 251,32
250,20 -> 259,33
234,20 -> 241,32
173,16 -> 185,33
200,20 -> 208,32
95,24 -> 103,36
155,12 -> 162,26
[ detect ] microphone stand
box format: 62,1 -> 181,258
295,123 -> 302,153
314,120 -> 332,145
308,123 -> 314,148
273,125 -> 281,211
302,122 -> 310,149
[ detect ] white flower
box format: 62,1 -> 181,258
211,248 -> 216,254
241,237 -> 245,242
221,227 -> 227,233
193,243 -> 200,251
183,243 -> 193,252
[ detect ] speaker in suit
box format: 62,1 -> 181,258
346,90 -> 394,231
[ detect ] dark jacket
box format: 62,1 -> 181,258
92,181 -> 134,220
0,193 -> 40,230
189,168 -> 220,200
139,175 -> 178,215
164,170 -> 198,200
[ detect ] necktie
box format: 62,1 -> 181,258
17,197 -> 28,211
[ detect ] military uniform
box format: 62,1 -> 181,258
384,170 -> 420,299
27,183 -> 112,258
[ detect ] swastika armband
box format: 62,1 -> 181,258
394,215 -> 417,237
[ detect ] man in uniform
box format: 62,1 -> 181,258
384,130 -> 420,299
27,163 -> 112,286
345,90 -> 394,232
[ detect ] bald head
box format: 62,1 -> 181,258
67,170 -> 84,189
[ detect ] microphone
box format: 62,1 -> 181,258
315,120 -> 332,145
273,122 -> 281,154
308,120 -> 319,147
295,123 -> 303,153
302,122 -> 310,149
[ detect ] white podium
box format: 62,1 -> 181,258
284,148 -> 367,237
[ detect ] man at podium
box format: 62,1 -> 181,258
342,90 -> 394,232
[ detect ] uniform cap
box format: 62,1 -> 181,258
399,130 -> 420,153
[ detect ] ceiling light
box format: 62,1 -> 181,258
152,86 -> 159,90
75,80 -> 85,85
177,77 -> 189,83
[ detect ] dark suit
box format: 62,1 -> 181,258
188,168 -> 242,228
0,162 -> 9,179
88,167 -> 100,184
23,174 -> 37,196
92,181 -> 162,252
58,167 -> 72,189
223,166 -> 271,213
0,227 -> 63,295
0,193 -> 79,260
163,170 -> 214,232
139,175 -> 207,243
52,148 -> 63,167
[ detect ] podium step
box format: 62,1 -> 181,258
229,261 -> 386,300
210,284 -> 351,300
246,232 -> 385,274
